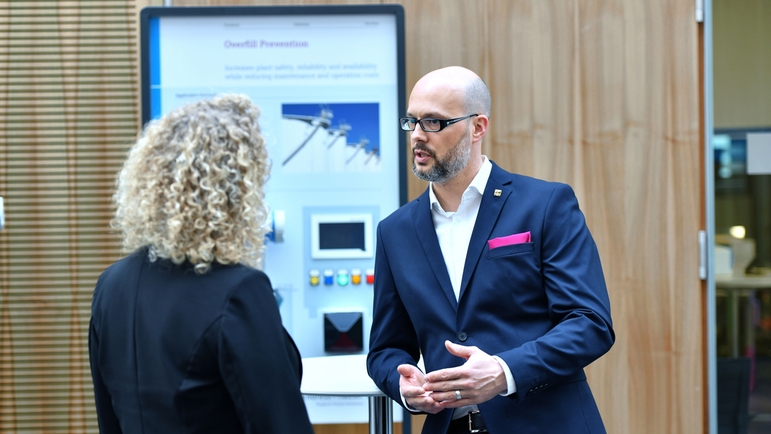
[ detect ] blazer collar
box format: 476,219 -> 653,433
412,189 -> 457,310
458,162 -> 512,300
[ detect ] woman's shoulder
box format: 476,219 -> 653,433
212,262 -> 270,284
96,247 -> 149,284
204,263 -> 275,305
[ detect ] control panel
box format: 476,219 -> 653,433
262,101 -> 402,358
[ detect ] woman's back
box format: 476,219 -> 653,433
89,247 -> 313,433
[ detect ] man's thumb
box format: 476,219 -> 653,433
397,364 -> 417,377
445,340 -> 474,359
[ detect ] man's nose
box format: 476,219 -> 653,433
410,124 -> 429,143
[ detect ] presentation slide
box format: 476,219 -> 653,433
144,11 -> 402,224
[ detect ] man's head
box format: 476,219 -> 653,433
404,66 -> 490,184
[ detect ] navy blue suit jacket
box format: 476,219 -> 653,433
367,163 -> 614,434
89,248 -> 314,433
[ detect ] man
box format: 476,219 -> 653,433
366,66 -> 614,434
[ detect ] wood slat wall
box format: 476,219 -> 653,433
0,1 -> 138,432
1,0 -> 704,433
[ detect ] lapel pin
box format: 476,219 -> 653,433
493,189 -> 502,197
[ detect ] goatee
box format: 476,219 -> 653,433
412,134 -> 471,184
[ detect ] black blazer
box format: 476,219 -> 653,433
89,247 -> 314,434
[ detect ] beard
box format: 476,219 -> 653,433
412,132 -> 471,184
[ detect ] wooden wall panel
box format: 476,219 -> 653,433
399,0 -> 702,433
485,1 -> 703,433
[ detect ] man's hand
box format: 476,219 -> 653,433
422,340 -> 508,408
398,364 -> 445,414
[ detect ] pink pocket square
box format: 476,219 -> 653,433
487,231 -> 532,249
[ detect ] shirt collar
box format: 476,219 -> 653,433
429,156 -> 492,211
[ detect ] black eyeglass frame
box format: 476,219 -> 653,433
399,114 -> 479,132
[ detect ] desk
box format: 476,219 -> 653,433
716,275 -> 771,357
301,354 -> 393,434
716,275 -> 771,290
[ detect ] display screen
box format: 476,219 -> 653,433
319,222 -> 366,251
310,213 -> 373,259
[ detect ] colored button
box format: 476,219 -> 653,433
365,268 -> 375,285
309,269 -> 320,286
337,269 -> 349,286
351,268 -> 362,285
323,269 -> 335,286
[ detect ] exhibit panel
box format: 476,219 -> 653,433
140,4 -> 406,425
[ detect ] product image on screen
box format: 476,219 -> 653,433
282,102 -> 380,173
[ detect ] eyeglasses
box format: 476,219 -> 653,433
399,114 -> 478,132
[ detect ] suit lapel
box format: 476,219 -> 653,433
412,189 -> 458,311
459,163 -> 512,301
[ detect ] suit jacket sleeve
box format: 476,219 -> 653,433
218,272 -> 315,434
366,222 -> 423,405
497,183 -> 614,400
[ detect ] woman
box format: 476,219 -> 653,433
89,95 -> 314,433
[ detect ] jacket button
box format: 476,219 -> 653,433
458,331 -> 468,342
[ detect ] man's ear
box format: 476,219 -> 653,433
471,115 -> 489,143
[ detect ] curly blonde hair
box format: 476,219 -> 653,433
112,94 -> 270,274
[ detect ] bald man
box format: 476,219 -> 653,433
366,66 -> 615,434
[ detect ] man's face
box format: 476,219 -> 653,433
407,86 -> 472,184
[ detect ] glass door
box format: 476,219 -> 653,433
711,1 -> 771,432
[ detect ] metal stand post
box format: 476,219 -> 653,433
368,396 -> 393,434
